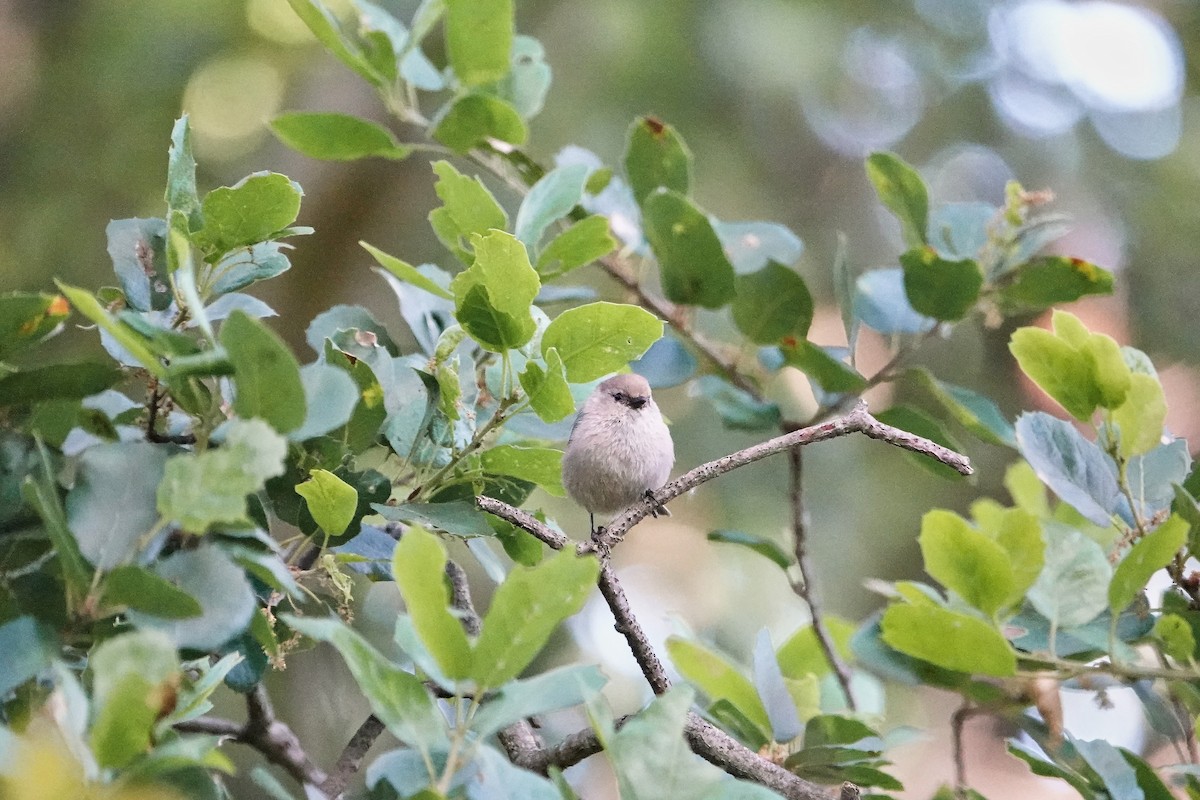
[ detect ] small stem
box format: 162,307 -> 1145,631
1020,652 -> 1200,682
597,561 -> 672,695
787,446 -> 856,711
951,702 -> 975,800
412,396 -> 519,501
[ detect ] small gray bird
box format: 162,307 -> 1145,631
562,373 -> 675,534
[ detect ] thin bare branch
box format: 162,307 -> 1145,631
951,703 -> 975,800
597,254 -> 763,399
588,402 -> 971,552
684,714 -> 830,800
788,446 -> 856,711
598,561 -> 672,694
476,497 -> 568,549
320,716 -> 385,798
176,687 -> 329,795
173,716 -> 243,737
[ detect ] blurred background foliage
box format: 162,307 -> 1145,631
3,0 -> 1199,794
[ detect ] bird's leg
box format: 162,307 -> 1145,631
589,512 -> 596,536
644,489 -> 670,518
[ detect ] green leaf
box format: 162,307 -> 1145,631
196,172 -> 303,254
21,441 -> 91,598
289,362 -> 360,442
209,242 -> 295,295
0,292 -> 70,360
444,0 -> 512,86
540,301 -> 663,382
642,190 -> 736,309
391,526 -> 473,681
665,636 -> 771,737
432,93 -> 527,153
126,544 -> 256,650
220,310 -> 306,433
514,164 -> 589,253
918,510 -> 1015,617
449,230 -> 541,352
0,616 -> 56,696
1111,373 -> 1166,458
101,565 -> 203,619
994,508 -> 1046,607
602,686 -> 781,800
865,152 -> 929,249
89,630 -> 179,769
494,34 -> 550,118
780,340 -> 868,394
374,500 -> 497,538
55,281 -> 167,378
157,418 -> 287,533
695,375 -> 780,431
1154,613 -> 1196,662
166,115 -> 203,230
1027,523 -> 1112,630
854,268 -> 935,335
429,161 -> 508,262
481,444 -> 564,496
519,348 -> 575,422
1173,485 -> 1200,555
624,116 -> 692,204
880,603 -> 1016,677
714,220 -> 804,275
731,261 -> 814,344
1075,739 -> 1141,800
295,469 -> 358,536
66,442 -> 170,569
535,215 -> 617,278
272,112 -> 411,161
1110,515 -> 1188,616
361,241 -> 453,299
462,745 -> 561,799
1009,314 -> 1132,421
998,256 -> 1115,312
283,614 -> 449,752
471,550 -> 599,687
1015,412 -> 1120,527
472,664 -> 606,739
911,368 -> 1015,447
0,362 -> 122,407
775,618 -> 857,680
284,0 -> 383,87
106,218 -> 171,311
900,247 -> 983,322
707,530 -> 792,570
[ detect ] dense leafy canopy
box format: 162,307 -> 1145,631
0,2 -> 1188,799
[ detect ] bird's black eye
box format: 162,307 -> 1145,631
612,391 -> 626,403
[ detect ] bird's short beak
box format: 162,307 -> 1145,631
629,396 -> 647,409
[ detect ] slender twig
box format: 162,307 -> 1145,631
444,559 -> 482,637
684,713 -> 830,800
176,686 -> 330,794
598,561 -> 672,694
319,716 -> 385,798
596,253 -> 763,399
588,402 -> 971,552
788,447 -> 855,711
950,702 -> 978,800
174,716 -> 243,737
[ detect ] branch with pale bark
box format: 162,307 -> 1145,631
476,400 -> 972,799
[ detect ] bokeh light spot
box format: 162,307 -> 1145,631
182,53 -> 285,161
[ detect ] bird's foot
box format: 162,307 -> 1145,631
590,526 -> 612,558
644,489 -> 670,518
